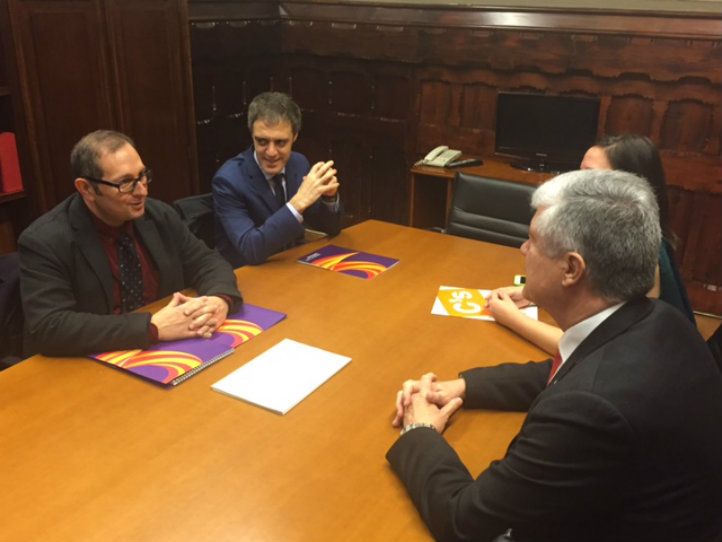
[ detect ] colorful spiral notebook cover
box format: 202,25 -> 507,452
298,244 -> 399,280
431,286 -> 538,321
89,304 -> 286,386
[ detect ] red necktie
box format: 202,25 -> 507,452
547,351 -> 562,385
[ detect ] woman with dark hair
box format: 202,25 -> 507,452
488,134 -> 695,355
581,134 -> 672,241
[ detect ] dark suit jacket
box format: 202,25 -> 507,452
19,194 -> 242,357
387,298 -> 722,542
212,147 -> 343,267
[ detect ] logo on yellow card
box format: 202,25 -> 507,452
435,287 -> 491,318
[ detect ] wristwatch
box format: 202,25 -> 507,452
400,422 -> 437,436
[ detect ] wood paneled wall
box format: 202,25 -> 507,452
3,0 -> 198,214
189,0 -> 722,313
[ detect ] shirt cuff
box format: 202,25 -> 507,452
285,201 -> 303,223
321,194 -> 339,211
399,422 -> 436,436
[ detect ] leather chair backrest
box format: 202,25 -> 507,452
173,193 -> 215,249
446,173 -> 536,248
0,251 -> 23,368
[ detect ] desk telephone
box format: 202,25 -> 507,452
416,145 -> 462,167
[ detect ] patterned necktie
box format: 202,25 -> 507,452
117,233 -> 144,312
271,174 -> 286,208
547,351 -> 562,385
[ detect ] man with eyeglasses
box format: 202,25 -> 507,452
213,91 -> 343,267
18,130 -> 242,357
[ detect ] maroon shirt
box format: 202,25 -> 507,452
90,214 -> 231,342
90,215 -> 160,314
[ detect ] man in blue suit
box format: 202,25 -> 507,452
213,92 -> 343,267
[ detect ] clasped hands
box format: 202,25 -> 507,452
150,292 -> 229,341
392,373 -> 466,433
290,160 -> 340,214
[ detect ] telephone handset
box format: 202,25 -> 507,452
416,145 -> 462,168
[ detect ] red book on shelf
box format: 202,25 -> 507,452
0,132 -> 23,193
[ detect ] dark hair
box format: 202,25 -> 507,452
247,92 -> 302,134
597,134 -> 672,241
70,130 -> 136,180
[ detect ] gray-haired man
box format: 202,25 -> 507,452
389,169 -> 722,542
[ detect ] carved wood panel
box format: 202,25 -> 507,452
6,0 -> 115,211
189,1 -> 722,312
106,0 -> 198,203
6,0 -> 198,214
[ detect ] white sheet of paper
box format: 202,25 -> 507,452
211,338 -> 351,415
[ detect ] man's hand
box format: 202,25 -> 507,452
289,160 -> 340,214
395,373 -> 464,433
181,294 -> 229,338
150,293 -> 230,341
393,372 -> 466,428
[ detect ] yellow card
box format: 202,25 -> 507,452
431,285 -> 538,322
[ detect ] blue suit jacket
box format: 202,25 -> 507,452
213,147 -> 342,267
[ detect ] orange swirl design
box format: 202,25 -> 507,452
313,252 -> 358,270
95,349 -> 143,364
311,251 -> 389,278
96,350 -> 202,384
331,260 -> 388,279
217,319 -> 263,347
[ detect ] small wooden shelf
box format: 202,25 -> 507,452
0,189 -> 25,203
409,157 -> 553,229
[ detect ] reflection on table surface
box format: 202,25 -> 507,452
0,220 -> 548,542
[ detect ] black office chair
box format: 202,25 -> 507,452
173,193 -> 215,249
0,251 -> 24,369
445,172 -> 536,248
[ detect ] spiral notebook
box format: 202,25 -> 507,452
89,304 -> 286,386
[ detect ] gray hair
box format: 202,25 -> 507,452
531,169 -> 661,302
247,92 -> 302,134
70,130 -> 136,180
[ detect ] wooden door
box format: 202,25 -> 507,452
6,0 -> 197,214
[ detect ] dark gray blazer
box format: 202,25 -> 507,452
387,298 -> 722,542
19,193 -> 242,356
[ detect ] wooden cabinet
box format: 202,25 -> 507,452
0,0 -> 28,253
409,158 -> 552,229
1,0 -> 197,219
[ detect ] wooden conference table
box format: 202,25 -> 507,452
0,220 -> 548,542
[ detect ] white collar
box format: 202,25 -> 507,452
558,302 -> 625,364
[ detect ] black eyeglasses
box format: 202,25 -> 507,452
84,169 -> 153,194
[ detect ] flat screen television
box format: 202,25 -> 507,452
494,92 -> 600,172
